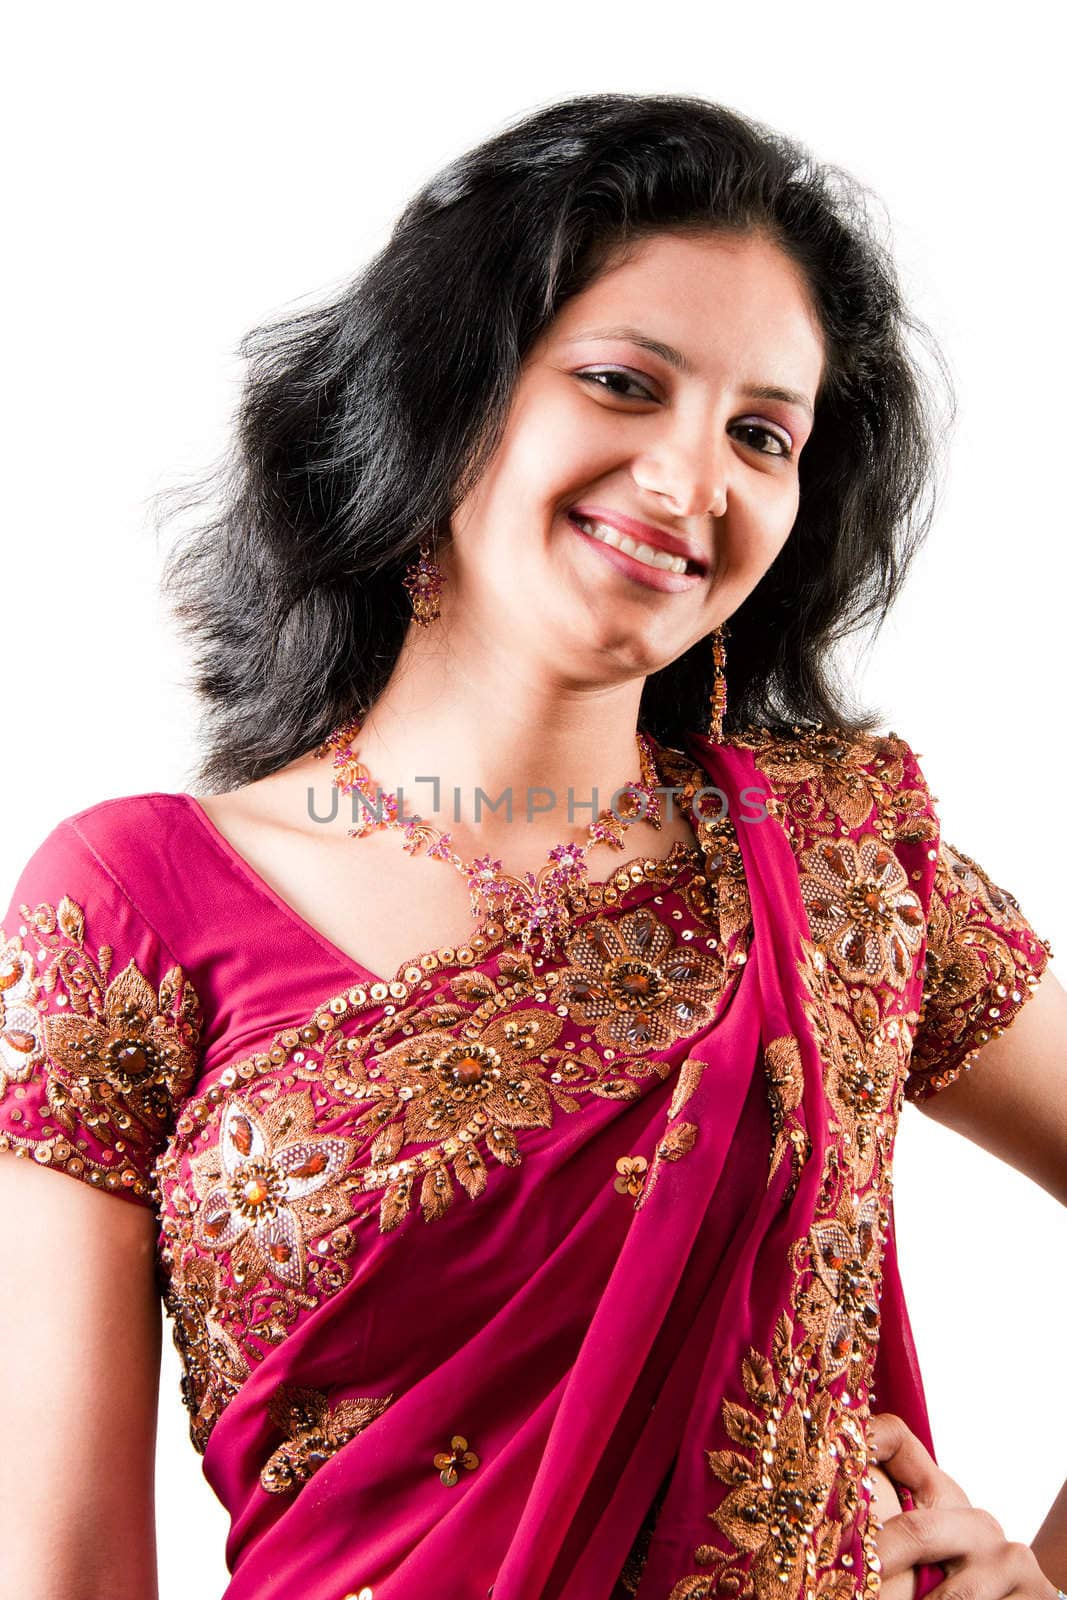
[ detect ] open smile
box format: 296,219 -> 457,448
567,511 -> 707,594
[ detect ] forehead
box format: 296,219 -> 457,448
549,229 -> 825,378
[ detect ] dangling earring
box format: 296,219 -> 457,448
402,537 -> 446,626
706,623 -> 730,742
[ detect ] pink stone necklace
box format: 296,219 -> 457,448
313,715 -> 668,960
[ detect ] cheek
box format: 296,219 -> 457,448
722,516 -> 794,585
748,492 -> 799,568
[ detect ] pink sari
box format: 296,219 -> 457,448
0,726 -> 1051,1599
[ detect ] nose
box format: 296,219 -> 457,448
631,434 -> 729,520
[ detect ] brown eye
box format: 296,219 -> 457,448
732,422 -> 792,459
577,370 -> 657,401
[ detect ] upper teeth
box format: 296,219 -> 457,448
574,517 -> 695,576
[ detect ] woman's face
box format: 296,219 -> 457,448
444,228 -> 826,686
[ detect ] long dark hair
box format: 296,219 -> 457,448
157,91 -> 954,794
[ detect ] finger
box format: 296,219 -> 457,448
876,1503 -> 1006,1582
868,1412 -> 970,1508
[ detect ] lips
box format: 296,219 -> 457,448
568,504 -> 708,575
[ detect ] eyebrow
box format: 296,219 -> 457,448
565,324 -> 816,419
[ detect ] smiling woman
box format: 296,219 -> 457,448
1,90 -> 1063,1600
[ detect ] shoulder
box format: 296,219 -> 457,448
715,722 -> 944,941
2,790 -> 202,984
0,793 -> 204,1207
2,786 -> 199,936
721,720 -> 937,840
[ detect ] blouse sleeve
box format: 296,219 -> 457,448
905,791 -> 1055,1105
0,815 -> 203,1208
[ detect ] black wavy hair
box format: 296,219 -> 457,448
157,91 -> 955,794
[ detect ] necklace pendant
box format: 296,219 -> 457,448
522,876 -> 574,959
591,815 -> 628,850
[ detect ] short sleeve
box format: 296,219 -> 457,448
0,816 -> 203,1208
906,811 -> 1054,1105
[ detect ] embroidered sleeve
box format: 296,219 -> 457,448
0,818 -> 203,1208
904,770 -> 1054,1103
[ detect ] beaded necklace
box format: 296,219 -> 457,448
313,715 -> 691,960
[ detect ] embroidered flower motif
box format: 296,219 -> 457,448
260,1381 -> 394,1494
0,937 -> 43,1086
43,955 -> 198,1114
0,900 -> 202,1198
922,889 -> 988,1013
556,907 -> 723,1051
614,1153 -> 648,1197
633,1120 -> 698,1212
346,1004 -> 567,1234
803,1192 -> 883,1382
191,1090 -> 357,1291
799,836 -> 924,991
702,1321 -> 838,1600
433,1432 -> 480,1486
818,997 -> 904,1190
368,1004 -> 564,1151
908,836 -> 1053,1100
938,840 -> 1031,929
763,1035 -> 808,1201
162,1253 -> 249,1454
725,723 -> 892,832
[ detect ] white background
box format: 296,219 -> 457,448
3,4 -> 1064,1595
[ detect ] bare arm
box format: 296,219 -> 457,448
915,964 -> 1067,1205
0,1153 -> 163,1600
914,964 -> 1067,1586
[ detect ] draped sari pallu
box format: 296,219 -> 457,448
197,734 -> 949,1600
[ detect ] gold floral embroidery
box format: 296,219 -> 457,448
907,837 -> 1053,1101
433,1432 -> 480,1486
939,840 -> 1035,929
800,1191 -> 884,1382
668,941 -> 892,1600
799,835 -> 925,990
161,1254 -> 250,1453
666,1055 -> 707,1122
723,723 -> 894,834
700,1315 -> 840,1599
764,1034 -> 809,1201
634,1120 -> 698,1212
190,1090 -> 359,1290
655,742 -> 754,947
666,727 -> 934,1600
614,1153 -> 648,1197
155,841 -> 745,1453
0,896 -> 201,1202
260,1381 -> 394,1494
0,937 -> 44,1084
555,907 -> 725,1051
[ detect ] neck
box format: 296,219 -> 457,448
326,629 -> 657,858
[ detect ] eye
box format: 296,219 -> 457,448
576,368 -> 657,401
732,421 -> 793,459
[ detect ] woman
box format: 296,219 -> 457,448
1,92 -> 1064,1600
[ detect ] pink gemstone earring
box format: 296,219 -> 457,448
402,537 -> 446,626
707,624 -> 729,742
